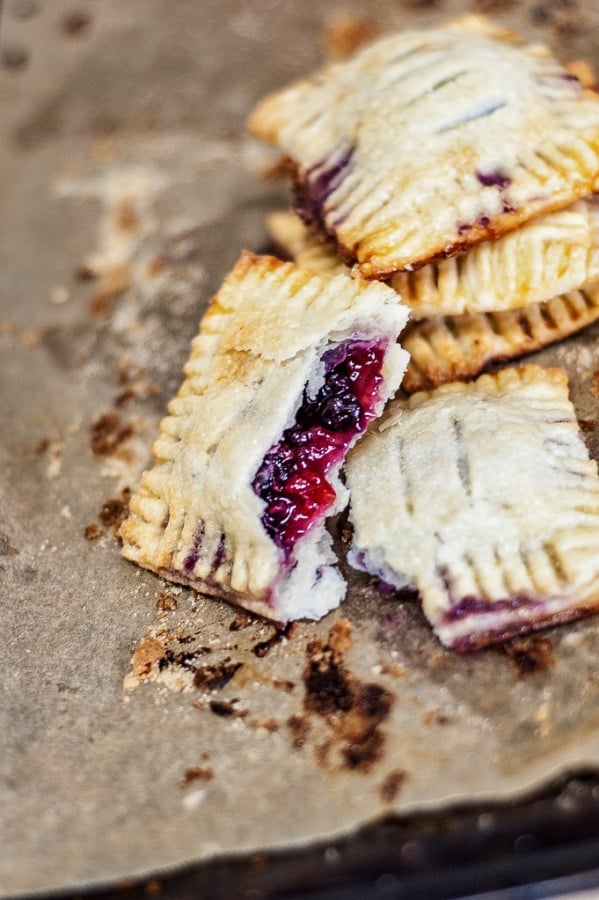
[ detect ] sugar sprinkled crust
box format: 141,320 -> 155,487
250,18 -> 599,278
120,252 -> 409,623
346,365 -> 599,649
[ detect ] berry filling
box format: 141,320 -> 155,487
252,338 -> 389,561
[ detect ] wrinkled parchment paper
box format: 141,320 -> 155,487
3,1 -> 599,895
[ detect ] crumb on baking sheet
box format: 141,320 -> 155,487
287,713 -> 311,749
156,591 -> 178,611
99,488 -> 131,533
84,523 -> 102,541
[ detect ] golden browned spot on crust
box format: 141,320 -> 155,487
252,621 -> 298,658
565,58 -> 597,90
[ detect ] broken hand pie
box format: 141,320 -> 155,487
346,365 -> 599,650
250,17 -> 599,278
120,252 -> 409,623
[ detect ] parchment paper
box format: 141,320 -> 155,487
3,0 -> 599,895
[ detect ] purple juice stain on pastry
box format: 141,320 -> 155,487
212,534 -> 227,572
293,144 -> 355,235
442,596 -> 547,651
252,338 -> 388,560
183,521 -> 205,571
444,595 -> 543,623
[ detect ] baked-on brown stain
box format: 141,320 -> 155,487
61,11 -> 93,38
252,621 -> 298,658
90,412 -> 134,458
208,699 -> 248,718
0,532 -> 19,555
287,714 -> 311,749
301,620 -> 394,773
180,766 -> 214,787
502,636 -> 554,676
379,769 -> 407,804
193,660 -> 242,691
99,489 -> 131,532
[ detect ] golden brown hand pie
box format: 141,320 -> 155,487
251,18 -> 599,278
120,252 -> 409,622
346,365 -> 599,649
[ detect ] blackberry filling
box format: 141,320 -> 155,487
252,338 -> 388,561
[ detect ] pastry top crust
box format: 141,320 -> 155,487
250,17 -> 599,278
346,365 -> 599,642
120,252 -> 409,621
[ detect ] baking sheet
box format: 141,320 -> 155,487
3,0 -> 599,895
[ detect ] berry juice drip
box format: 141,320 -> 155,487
252,338 -> 388,559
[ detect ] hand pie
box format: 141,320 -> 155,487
250,18 -> 599,278
267,208 -> 599,393
346,365 -> 599,650
120,252 -> 409,622
402,284 -> 599,393
268,201 -> 599,319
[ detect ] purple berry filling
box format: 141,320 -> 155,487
293,144 -> 355,235
252,338 -> 389,560
476,170 -> 512,189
